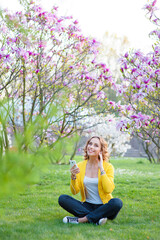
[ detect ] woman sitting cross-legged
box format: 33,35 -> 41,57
58,136 -> 123,225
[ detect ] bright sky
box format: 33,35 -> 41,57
0,0 -> 158,52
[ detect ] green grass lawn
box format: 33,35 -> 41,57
0,157 -> 160,240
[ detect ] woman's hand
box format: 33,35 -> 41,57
70,165 -> 80,180
98,152 -> 104,172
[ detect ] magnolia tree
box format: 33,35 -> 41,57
0,0 -> 114,154
114,0 -> 160,163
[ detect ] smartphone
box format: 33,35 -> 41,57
69,160 -> 78,169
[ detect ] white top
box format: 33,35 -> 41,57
83,176 -> 103,204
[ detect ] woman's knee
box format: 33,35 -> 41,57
110,198 -> 123,210
58,194 -> 68,206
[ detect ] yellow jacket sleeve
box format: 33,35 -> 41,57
100,163 -> 115,193
70,162 -> 82,195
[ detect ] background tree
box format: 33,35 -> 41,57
0,0 -> 115,156
115,0 -> 160,163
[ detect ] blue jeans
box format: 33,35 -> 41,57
58,194 -> 123,224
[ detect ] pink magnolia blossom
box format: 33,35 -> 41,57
73,20 -> 78,24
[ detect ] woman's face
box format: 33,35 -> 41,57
87,137 -> 101,158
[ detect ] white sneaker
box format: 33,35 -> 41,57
63,216 -> 79,224
98,218 -> 107,225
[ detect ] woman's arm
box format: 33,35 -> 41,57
70,164 -> 80,195
100,163 -> 115,193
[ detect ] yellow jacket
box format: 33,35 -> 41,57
70,160 -> 115,204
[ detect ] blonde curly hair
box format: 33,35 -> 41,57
84,136 -> 110,162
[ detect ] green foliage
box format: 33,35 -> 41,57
0,98 -> 80,196
0,148 -> 50,197
0,129 -> 79,196
0,157 -> 159,240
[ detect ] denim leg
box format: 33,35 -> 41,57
58,194 -> 90,218
86,198 -> 123,223
107,198 -> 123,220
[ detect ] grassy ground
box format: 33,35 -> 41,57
0,157 -> 160,240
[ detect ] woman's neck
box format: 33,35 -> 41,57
88,157 -> 98,166
85,158 -> 99,178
